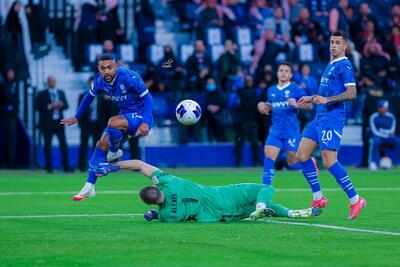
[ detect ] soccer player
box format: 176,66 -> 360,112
61,54 -> 153,201
257,62 -> 314,185
297,31 -> 366,220
93,160 -> 322,222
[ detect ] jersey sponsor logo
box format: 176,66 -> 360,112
152,176 -> 159,184
171,193 -> 177,213
130,112 -> 143,119
320,77 -> 329,86
110,95 -> 128,102
272,101 -> 290,108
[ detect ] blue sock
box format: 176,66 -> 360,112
262,157 -> 275,185
87,147 -> 107,184
300,158 -> 321,193
328,161 -> 357,199
288,162 -> 302,170
107,127 -> 123,153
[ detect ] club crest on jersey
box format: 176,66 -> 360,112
285,90 -> 290,98
120,84 -> 126,94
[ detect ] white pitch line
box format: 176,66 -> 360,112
263,220 -> 400,236
0,213 -> 398,237
0,213 -> 143,219
1,187 -> 400,196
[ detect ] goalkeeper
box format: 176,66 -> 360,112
94,160 -> 322,222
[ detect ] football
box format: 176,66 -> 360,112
175,99 -> 202,125
379,156 -> 392,170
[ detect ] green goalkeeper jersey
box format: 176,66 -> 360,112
149,170 -> 266,222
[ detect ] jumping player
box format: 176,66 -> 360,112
257,62 -> 313,185
297,31 -> 366,220
61,54 -> 153,201
93,160 -> 322,222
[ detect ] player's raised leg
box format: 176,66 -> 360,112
72,133 -> 109,201
296,136 -> 328,208
106,115 -> 128,162
262,145 -> 281,185
322,150 -> 366,220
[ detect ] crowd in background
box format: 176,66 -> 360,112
0,0 -> 400,169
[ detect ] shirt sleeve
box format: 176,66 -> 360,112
341,62 -> 356,87
89,75 -> 103,96
149,170 -> 175,185
130,71 -> 149,97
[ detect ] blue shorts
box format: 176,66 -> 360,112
265,134 -> 300,152
302,119 -> 343,150
122,112 -> 153,136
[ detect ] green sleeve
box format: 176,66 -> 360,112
148,170 -> 175,185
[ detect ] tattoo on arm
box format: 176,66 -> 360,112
327,85 -> 357,103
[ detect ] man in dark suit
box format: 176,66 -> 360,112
77,77 -> 118,171
35,75 -> 70,172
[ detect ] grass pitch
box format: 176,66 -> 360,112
0,168 -> 399,267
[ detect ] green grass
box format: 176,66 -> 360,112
0,168 -> 399,267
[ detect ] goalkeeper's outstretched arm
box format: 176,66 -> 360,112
95,160 -> 160,177
114,160 -> 160,177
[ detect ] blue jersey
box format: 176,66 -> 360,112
316,57 -> 356,122
90,67 -> 149,115
267,82 -> 305,138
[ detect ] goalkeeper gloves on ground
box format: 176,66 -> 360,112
144,209 -> 159,221
94,163 -> 120,176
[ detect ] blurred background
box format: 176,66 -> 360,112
0,0 -> 399,170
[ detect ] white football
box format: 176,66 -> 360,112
175,99 -> 202,125
379,156 -> 392,170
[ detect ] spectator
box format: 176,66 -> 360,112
350,3 -> 377,42
0,69 -> 19,168
359,74 -> 384,167
255,78 -> 271,143
264,6 -> 291,43
368,100 -> 400,170
73,0 -> 99,69
225,0 -> 247,27
291,7 -> 323,46
329,0 -> 353,34
135,0 -> 156,62
158,45 -> 181,91
249,0 -> 274,37
25,0 -> 46,46
360,42 -> 389,87
229,74 -> 259,166
186,40 -> 212,91
204,77 -> 226,142
387,38 -> 400,88
77,77 -> 117,172
286,0 -> 303,24
384,25 -> 400,57
389,4 -> 400,28
196,0 -> 224,39
250,29 -> 290,80
97,0 -> 123,43
356,19 -> 383,52
5,1 -> 29,81
216,39 -> 242,88
35,76 -> 70,173
294,63 -> 318,96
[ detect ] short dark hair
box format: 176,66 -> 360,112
278,62 -> 294,73
98,53 -> 115,63
139,186 -> 162,205
331,30 -> 348,41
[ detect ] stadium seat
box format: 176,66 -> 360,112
206,27 -> 224,45
147,45 -> 165,65
87,44 -> 103,63
234,27 -> 252,45
239,44 -> 253,64
210,44 -> 225,63
179,44 -> 194,64
118,44 -> 135,63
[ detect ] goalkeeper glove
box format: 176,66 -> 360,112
144,209 -> 158,221
94,163 -> 120,176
